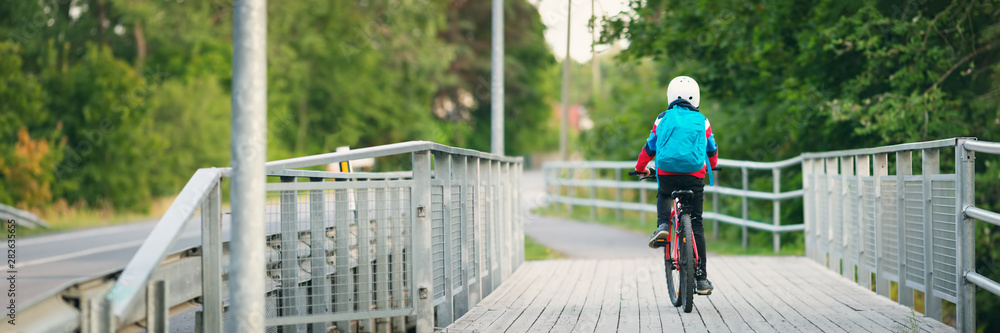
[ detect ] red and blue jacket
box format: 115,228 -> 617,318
635,99 -> 718,178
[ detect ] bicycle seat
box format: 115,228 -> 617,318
671,190 -> 694,199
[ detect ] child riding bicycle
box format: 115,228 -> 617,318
635,76 -> 718,295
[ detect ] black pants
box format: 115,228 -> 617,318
656,175 -> 708,279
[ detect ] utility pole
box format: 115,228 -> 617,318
591,0 -> 600,100
230,0 -> 267,330
491,0 -> 505,155
559,0 -> 572,161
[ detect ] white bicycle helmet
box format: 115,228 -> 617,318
666,76 -> 700,108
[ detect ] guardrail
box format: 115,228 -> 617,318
13,141 -> 524,332
0,202 -> 50,229
802,137 -> 1000,332
542,157 -> 804,253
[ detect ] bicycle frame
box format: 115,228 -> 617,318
667,197 -> 701,272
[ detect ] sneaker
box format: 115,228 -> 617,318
695,279 -> 714,295
647,224 -> 669,248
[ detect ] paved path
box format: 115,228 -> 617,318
521,170 -> 658,259
446,256 -> 954,332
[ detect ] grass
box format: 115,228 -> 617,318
6,197 -> 178,237
524,235 -> 565,260
533,204 -> 805,256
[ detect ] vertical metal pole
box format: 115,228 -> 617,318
741,167 -> 749,250
357,187 -> 375,332
491,0 -> 504,155
772,168 -> 781,253
454,156 -> 472,318
921,149 -> 942,320
308,178 -> 328,333
841,156 -> 856,281
374,187 -> 391,333
615,170 -> 623,221
896,151 -> 913,307
826,157 -> 840,272
278,176 -> 299,333
230,0 -> 267,330
469,157 -> 483,306
873,153 -> 889,298
335,186 -> 352,332
857,155 -> 872,290
802,159 -> 811,261
559,0 -> 572,161
590,168 -> 597,221
412,151 -> 435,332
640,188 -> 647,226
955,139 -> 976,332
146,280 -> 168,333
433,152 -> 455,327
201,181 -> 223,333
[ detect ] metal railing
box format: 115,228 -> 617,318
14,141 -> 524,332
543,157 -> 804,253
803,137 -> 1000,332
0,202 -> 50,229
544,137 -> 1000,332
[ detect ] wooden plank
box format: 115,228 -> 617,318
505,260 -> 582,332
634,260 -> 663,332
725,256 -> 846,332
786,258 -> 954,333
748,256 -> 878,332
528,260 -> 593,332
708,258 -> 783,333
448,262 -> 542,330
568,259 -> 613,332
648,254 -> 684,331
617,259 -> 640,333
701,262 -> 752,333
480,261 -> 572,333
593,260 -> 624,332
694,295 -> 731,333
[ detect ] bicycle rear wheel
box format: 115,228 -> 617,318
680,213 -> 695,313
665,240 -> 681,306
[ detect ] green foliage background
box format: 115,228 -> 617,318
0,0 -> 557,211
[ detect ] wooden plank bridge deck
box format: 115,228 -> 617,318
444,256 -> 954,333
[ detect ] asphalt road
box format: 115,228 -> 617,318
15,214 -> 231,308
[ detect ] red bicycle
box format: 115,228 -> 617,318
630,167 -> 703,313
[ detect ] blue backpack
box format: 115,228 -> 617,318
655,108 -> 714,185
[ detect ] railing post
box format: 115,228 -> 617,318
921,148 -> 942,320
589,168 -> 597,221
454,156 -> 472,320
491,160 -> 501,290
200,181 -> 223,333
841,156 -> 855,281
955,139 -> 976,332
567,168 -> 576,214
640,188 -> 648,226
802,159 -> 811,261
896,151 -> 913,307
390,185 -> 406,333
712,190 -> 719,240
772,168 -> 781,253
741,166 -> 749,250
503,162 -> 513,280
357,187 -> 375,332
825,157 -> 839,273
469,157 -> 484,305
374,187 -> 391,333
334,183 -> 352,332
856,154 -> 870,289
146,279 -> 167,333
278,176 -> 300,333
873,153 -> 889,298
616,169 -> 623,222
308,177 -> 329,333
412,150 -> 434,332
433,152 -> 455,327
